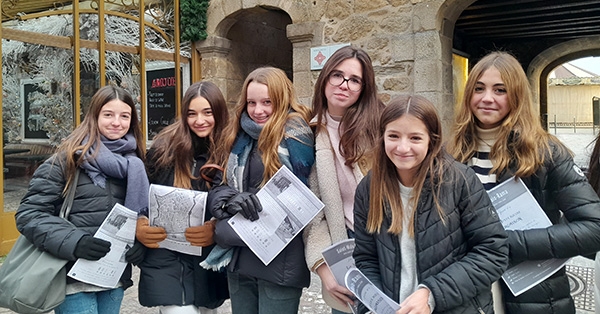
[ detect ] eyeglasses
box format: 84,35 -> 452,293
328,72 -> 363,92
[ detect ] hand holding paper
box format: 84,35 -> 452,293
185,220 -> 216,247
136,216 -> 167,248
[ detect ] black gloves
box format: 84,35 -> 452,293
226,192 -> 262,221
208,185 -> 239,220
125,240 -> 146,265
74,235 -> 111,261
208,185 -> 263,221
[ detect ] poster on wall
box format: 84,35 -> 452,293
145,62 -> 190,141
20,78 -> 49,142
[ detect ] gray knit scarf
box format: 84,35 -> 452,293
79,133 -> 149,214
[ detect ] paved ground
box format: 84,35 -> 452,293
1,127 -> 598,314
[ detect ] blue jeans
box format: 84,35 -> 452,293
54,288 -> 124,314
227,271 -> 302,314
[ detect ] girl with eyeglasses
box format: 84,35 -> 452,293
303,45 -> 384,313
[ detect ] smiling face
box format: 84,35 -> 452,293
97,99 -> 132,140
246,81 -> 273,125
384,114 -> 430,187
469,66 -> 510,129
325,58 -> 363,117
187,96 -> 215,138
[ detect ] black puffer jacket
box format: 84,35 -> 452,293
494,140 -> 600,314
138,142 -> 228,308
353,159 -> 509,314
208,144 -> 311,289
15,155 -> 133,289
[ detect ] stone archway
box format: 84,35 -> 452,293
196,0 -> 316,106
528,36 -> 600,125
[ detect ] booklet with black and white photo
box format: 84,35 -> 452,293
322,239 -> 359,314
148,184 -> 207,256
344,267 -> 400,314
487,176 -> 569,296
68,203 -> 137,288
228,166 -> 324,265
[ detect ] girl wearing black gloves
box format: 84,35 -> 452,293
15,85 -> 148,314
137,81 -> 230,314
206,67 -> 315,314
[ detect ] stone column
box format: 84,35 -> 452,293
194,36 -> 234,105
287,22 -> 324,108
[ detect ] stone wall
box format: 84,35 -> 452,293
197,0 -> 470,134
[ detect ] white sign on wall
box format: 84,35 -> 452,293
310,43 -> 350,70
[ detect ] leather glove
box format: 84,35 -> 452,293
136,216 -> 167,248
125,240 -> 146,266
74,235 -> 111,261
185,220 -> 216,247
226,192 -> 262,221
208,185 -> 239,220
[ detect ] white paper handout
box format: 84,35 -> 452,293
321,239 -> 359,314
228,166 -> 324,265
148,184 -> 207,256
344,267 -> 400,314
487,176 -> 569,296
67,203 -> 137,288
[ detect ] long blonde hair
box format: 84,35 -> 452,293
220,67 -> 312,186
449,51 -> 557,177
367,95 -> 447,235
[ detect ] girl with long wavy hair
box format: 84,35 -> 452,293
136,81 -> 230,314
302,45 -> 384,313
449,51 -> 600,314
16,85 -> 148,314
353,95 -> 508,314
206,67 -> 315,314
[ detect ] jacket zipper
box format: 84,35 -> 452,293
180,255 -> 186,304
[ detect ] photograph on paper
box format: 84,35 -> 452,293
67,203 -> 137,288
228,166 -> 324,265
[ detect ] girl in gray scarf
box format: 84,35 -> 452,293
16,85 -> 147,314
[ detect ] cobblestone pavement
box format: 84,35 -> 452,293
0,266 -> 330,314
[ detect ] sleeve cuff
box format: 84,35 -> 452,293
417,284 -> 435,313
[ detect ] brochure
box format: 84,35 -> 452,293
228,166 -> 324,265
148,184 -> 208,256
487,177 -> 569,296
67,203 -> 137,288
321,239 -> 360,313
344,267 -> 400,314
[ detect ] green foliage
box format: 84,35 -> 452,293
180,0 -> 209,42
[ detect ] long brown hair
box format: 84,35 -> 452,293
56,85 -> 144,193
148,81 -> 229,189
449,51 -> 560,177
312,45 -> 383,166
367,95 -> 447,235
220,67 -> 312,186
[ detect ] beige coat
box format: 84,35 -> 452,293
303,125 -> 365,312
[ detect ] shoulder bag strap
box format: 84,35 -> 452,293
59,167 -> 80,219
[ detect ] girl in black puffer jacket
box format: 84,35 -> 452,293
450,51 -> 600,314
353,95 -> 509,314
137,81 -> 230,314
16,85 -> 148,314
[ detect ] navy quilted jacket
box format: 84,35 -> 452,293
353,158 -> 509,314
